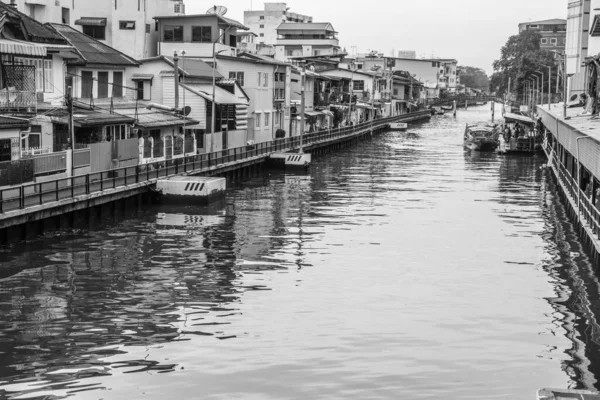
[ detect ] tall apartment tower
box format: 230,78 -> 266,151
244,2 -> 312,45
566,0 -> 591,96
10,0 -> 186,60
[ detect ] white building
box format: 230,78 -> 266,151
10,0 -> 185,60
244,2 -> 312,45
274,23 -> 341,62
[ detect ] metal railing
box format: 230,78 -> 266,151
545,142 -> 600,241
0,112 -> 429,215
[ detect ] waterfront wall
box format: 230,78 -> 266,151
0,111 -> 431,242
538,105 -> 600,260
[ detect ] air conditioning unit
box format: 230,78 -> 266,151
174,2 -> 185,14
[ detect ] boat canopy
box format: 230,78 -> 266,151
503,112 -> 534,125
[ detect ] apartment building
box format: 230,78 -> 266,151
244,2 -> 312,45
519,18 -> 567,52
274,22 -> 341,62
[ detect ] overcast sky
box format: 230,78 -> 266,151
187,0 -> 567,75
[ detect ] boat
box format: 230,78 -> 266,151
497,112 -> 542,155
440,105 -> 454,111
389,122 -> 408,131
464,123 -> 500,151
430,106 -> 445,115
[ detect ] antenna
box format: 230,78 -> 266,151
206,5 -> 228,16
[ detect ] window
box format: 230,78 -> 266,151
0,139 -> 11,162
357,64 -> 363,70
353,80 -> 365,91
541,38 -> 548,44
16,57 -> 53,93
258,72 -> 262,87
275,112 -> 280,126
146,24 -> 151,34
286,50 -> 294,56
259,15 -> 265,20
393,88 -> 398,95
255,113 -> 261,128
260,24 -> 264,28
27,125 -> 41,149
229,71 -> 244,86
550,38 -> 557,45
263,73 -> 268,87
112,71 -> 123,97
83,25 -> 105,40
119,21 -> 135,30
81,71 -> 93,98
192,26 -> 212,42
98,71 -> 109,98
260,33 -> 264,37
313,50 -> 320,56
265,112 -> 270,127
163,25 -> 183,42
563,38 -> 567,44
137,81 -> 144,100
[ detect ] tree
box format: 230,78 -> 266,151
457,66 -> 490,92
490,29 -> 558,101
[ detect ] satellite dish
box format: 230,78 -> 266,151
206,5 -> 228,16
182,106 -> 192,116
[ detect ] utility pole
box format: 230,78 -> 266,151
173,51 -> 179,110
67,86 -> 74,177
299,65 -> 305,153
563,54 -> 567,119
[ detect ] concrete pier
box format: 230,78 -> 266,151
538,388 -> 600,399
538,104 -> 600,261
157,176 -> 226,204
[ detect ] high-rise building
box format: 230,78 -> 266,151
566,0 -> 591,96
244,2 -> 312,45
9,0 -> 186,60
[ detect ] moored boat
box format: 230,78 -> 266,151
464,123 -> 500,151
389,122 -> 408,131
440,105 -> 454,111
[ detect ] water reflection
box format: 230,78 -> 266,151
3,106 -> 600,398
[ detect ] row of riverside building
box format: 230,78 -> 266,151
0,0 -> 460,188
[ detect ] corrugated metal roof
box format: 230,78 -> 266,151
182,83 -> 249,105
163,56 -> 221,79
0,3 -> 67,44
153,14 -> 249,30
50,23 -> 139,66
132,73 -> 155,81
118,108 -> 199,129
0,116 -> 29,129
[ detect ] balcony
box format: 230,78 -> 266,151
25,0 -> 47,5
159,42 -> 237,58
0,65 -> 37,113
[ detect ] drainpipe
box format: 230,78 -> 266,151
273,64 -> 278,139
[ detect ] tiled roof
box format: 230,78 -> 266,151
49,23 -> 139,66
0,2 -> 66,44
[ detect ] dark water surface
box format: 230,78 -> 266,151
1,105 -> 600,399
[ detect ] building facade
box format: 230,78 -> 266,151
518,18 -> 567,53
244,2 -> 312,45
274,23 -> 340,62
11,0 -> 185,60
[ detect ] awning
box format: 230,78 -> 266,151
0,38 -> 46,57
321,110 -> 334,117
356,103 -> 375,110
132,73 -> 154,81
304,111 -> 322,117
75,17 -> 107,26
182,83 -> 249,105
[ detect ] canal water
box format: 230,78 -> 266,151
1,105 -> 600,399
